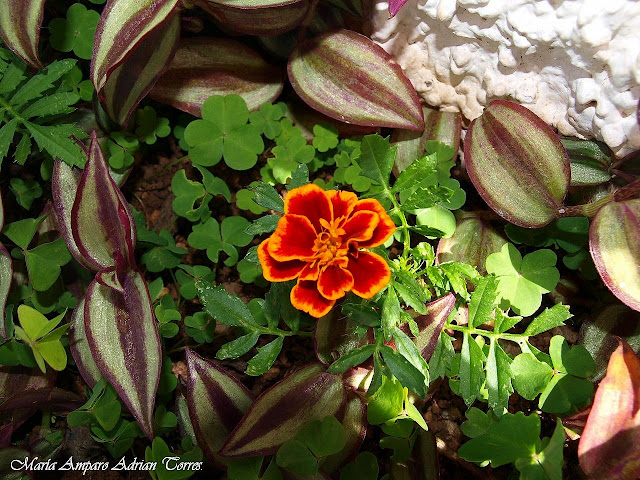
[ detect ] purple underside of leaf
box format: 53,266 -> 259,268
287,29 -> 424,131
84,269 -> 161,440
410,293 -> 455,361
0,387 -> 83,414
219,363 -> 347,458
71,132 -> 136,271
388,0 -> 408,17
150,37 -> 283,116
589,199 -> 640,312
464,100 -> 570,228
100,13 -> 180,127
69,298 -> 101,389
91,0 -> 180,93
0,0 -> 46,68
0,245 -> 12,339
0,366 -> 55,402
197,0 -> 310,37
185,348 -> 254,466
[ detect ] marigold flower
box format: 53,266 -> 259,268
258,184 -> 396,318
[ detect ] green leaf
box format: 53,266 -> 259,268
549,335 -> 594,377
2,216 -> 46,249
227,457 -> 264,480
250,182 -> 284,213
24,121 -> 85,168
392,153 -> 437,194
367,374 -> 404,424
459,407 -> 496,438
468,275 -> 498,328
245,215 -> 280,236
525,304 -> 572,336
312,124 -> 339,152
0,118 -> 18,164
429,331 -> 454,380
217,332 -> 260,360
196,282 -> 261,329
297,416 -> 346,457
515,419 -> 564,480
381,286 -> 401,340
355,135 -> 396,188
328,343 -> 376,373
276,439 -> 317,475
48,4 -> 100,60
246,337 -> 283,376
460,332 -> 485,406
10,59 -> 76,105
21,92 -> 80,118
511,353 -> 554,400
485,338 -> 513,415
9,178 -> 42,209
403,185 -> 453,211
458,412 -> 541,468
339,452 -> 379,480
24,238 -> 72,291
381,345 -> 427,398
197,166 -> 231,202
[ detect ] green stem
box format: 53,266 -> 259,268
385,188 -> 411,259
557,193 -> 613,218
40,411 -> 51,438
446,324 -> 529,344
0,95 -> 24,122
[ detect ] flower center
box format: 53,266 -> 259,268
313,217 -> 349,267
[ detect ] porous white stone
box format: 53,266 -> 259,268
369,0 -> 640,156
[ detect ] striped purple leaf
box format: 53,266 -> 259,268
0,0 -> 46,68
185,349 -> 254,466
388,0 -> 408,17
0,387 -> 82,414
464,100 -> 570,227
0,366 -> 54,402
0,192 -> 10,340
197,0 -> 309,36
411,293 -> 455,362
69,298 -> 101,389
150,37 -> 283,116
436,212 -> 507,275
91,0 -> 180,126
70,131 -> 136,271
84,269 -> 161,439
288,29 -> 424,131
589,199 -> 640,312
219,363 -> 347,458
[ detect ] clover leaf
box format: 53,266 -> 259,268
171,168 -> 229,222
48,4 -> 100,60
269,135 -> 315,184
486,243 -> 560,317
312,123 -> 339,152
236,187 -> 267,214
176,265 -> 212,300
184,312 -> 215,343
249,102 -> 287,139
340,452 -> 379,480
140,230 -> 187,273
24,238 -> 72,291
184,95 -> 264,170
135,106 -> 171,145
155,294 -> 181,338
9,178 -> 42,209
107,132 -> 139,170
187,217 -> 253,266
14,305 -> 69,373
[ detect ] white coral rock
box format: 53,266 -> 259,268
369,0 -> 640,157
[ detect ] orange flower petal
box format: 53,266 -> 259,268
258,240 -> 306,281
291,280 -> 335,318
325,190 -> 357,221
268,214 -> 317,262
317,264 -> 355,300
284,184 -> 333,232
300,262 -> 320,281
348,251 -> 391,299
342,210 -> 380,243
353,199 -> 396,248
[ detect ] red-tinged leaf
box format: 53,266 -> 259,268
0,245 -> 11,340
388,0 -> 408,17
150,37 -> 283,116
563,406 -> 591,440
69,298 -> 101,389
197,0 -> 310,36
411,293 -> 455,362
219,363 -> 347,457
185,349 -> 254,467
436,212 -> 507,275
578,340 -> 640,479
315,313 -> 373,365
0,387 -> 82,414
84,269 -> 161,439
342,366 -> 373,392
464,100 -> 570,227
589,199 -> 640,312
71,132 -> 136,271
321,393 -> 367,475
91,0 -> 179,95
0,0 -> 46,68
51,160 -> 96,271
100,13 -> 180,126
0,366 -> 54,402
288,29 -> 424,131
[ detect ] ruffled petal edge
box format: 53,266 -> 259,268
258,239 -> 306,281
291,280 -> 335,318
348,251 -> 391,299
353,199 -> 396,248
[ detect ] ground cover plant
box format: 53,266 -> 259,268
0,1 -> 640,479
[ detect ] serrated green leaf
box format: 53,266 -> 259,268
217,332 -> 260,360
468,275 -> 498,328
327,343 -> 376,373
429,331 -> 454,380
356,135 -> 395,187
485,339 -> 513,415
392,153 -> 437,193
196,282 -> 261,329
381,345 -> 427,398
21,92 -> 80,118
0,118 -> 18,163
245,215 -> 280,236
10,59 -> 76,106
525,304 -> 571,336
246,337 -> 283,376
24,121 -> 85,167
250,183 -> 284,213
460,332 -> 485,406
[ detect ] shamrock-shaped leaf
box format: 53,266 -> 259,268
14,305 -> 69,373
188,217 -> 253,266
249,102 -> 287,139
107,132 -> 138,170
145,437 -> 203,480
176,265 -> 212,300
135,106 -> 171,145
141,230 -> 187,272
312,123 -> 339,152
48,3 -> 100,60
340,452 -> 379,480
270,135 -> 315,184
9,178 -> 42,209
25,238 -> 72,291
171,170 -> 209,222
486,243 -> 560,317
236,186 -> 267,214
184,312 -> 215,344
184,95 -> 264,170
